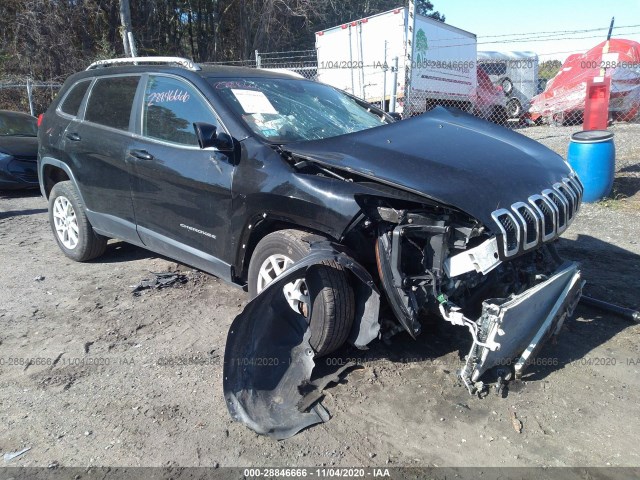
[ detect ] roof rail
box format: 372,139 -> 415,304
86,57 -> 201,72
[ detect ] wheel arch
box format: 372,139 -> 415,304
40,157 -> 82,202
234,216 -> 344,284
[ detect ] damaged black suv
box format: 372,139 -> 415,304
40,57 -> 584,435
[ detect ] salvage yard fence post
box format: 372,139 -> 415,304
0,78 -> 63,116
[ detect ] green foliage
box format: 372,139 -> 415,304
0,0 -> 445,82
416,0 -> 445,22
539,59 -> 563,80
94,35 -> 117,63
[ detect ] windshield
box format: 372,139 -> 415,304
0,113 -> 38,136
210,78 -> 390,143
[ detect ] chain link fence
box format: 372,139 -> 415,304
204,50 -> 318,80
3,46 -> 637,127
216,47 -> 639,129
223,45 -> 640,128
317,52 -> 639,127
0,78 -> 62,116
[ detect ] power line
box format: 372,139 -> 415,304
477,31 -> 640,46
426,31 -> 640,50
426,24 -> 640,44
476,24 -> 640,40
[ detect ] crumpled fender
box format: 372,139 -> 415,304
223,244 -> 380,439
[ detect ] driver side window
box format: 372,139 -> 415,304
143,76 -> 218,146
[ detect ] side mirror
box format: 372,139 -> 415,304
388,112 -> 402,121
193,122 -> 234,151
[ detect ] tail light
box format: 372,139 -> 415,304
37,113 -> 44,127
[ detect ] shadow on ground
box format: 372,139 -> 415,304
94,240 -> 156,264
0,207 -> 47,219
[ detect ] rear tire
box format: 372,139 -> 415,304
506,98 -> 522,118
48,180 -> 106,261
248,229 -> 355,356
501,77 -> 514,95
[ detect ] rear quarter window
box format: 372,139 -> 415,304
84,76 -> 139,130
59,80 -> 91,117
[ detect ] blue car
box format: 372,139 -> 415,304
0,110 -> 39,190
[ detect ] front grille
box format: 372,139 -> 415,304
494,211 -> 520,256
513,202 -> 539,249
543,189 -> 567,233
492,174 -> 583,257
529,194 -> 555,241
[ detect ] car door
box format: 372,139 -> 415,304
63,74 -> 141,243
127,74 -> 235,278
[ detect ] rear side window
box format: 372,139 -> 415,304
60,80 -> 91,116
142,75 -> 218,146
85,76 -> 139,130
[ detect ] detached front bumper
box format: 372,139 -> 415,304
460,261 -> 583,391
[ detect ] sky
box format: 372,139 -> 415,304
438,0 -> 640,62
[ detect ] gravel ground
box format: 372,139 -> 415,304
1,122 -> 639,469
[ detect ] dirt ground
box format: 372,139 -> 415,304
1,123 -> 639,469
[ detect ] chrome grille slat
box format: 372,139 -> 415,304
493,175 -> 583,257
566,177 -> 583,211
491,209 -> 520,257
557,182 -> 577,221
528,194 -> 556,241
512,202 -> 539,250
543,188 -> 567,234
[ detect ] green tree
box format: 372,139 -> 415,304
416,0 -> 445,22
539,59 -> 563,80
0,0 -> 447,112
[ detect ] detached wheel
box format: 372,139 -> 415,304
49,180 -> 106,261
506,98 -> 522,118
501,77 -> 513,95
248,229 -> 355,356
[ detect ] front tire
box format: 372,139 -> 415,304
248,229 -> 355,356
49,180 -> 107,261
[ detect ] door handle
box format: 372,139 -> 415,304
128,149 -> 154,161
66,132 -> 81,142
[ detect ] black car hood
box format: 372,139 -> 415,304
283,107 -> 573,229
0,136 -> 38,159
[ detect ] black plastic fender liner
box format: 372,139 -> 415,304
375,233 -> 421,338
223,244 -> 380,439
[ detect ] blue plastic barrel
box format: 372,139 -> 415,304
567,130 -> 615,202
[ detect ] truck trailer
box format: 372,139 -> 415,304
477,50 -> 539,119
315,2 -> 477,116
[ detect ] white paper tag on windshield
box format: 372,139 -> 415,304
231,89 -> 277,114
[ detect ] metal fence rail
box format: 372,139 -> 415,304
3,47 -> 637,126
0,79 -> 62,116
208,48 -> 638,127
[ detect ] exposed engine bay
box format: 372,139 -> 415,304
369,199 -> 583,394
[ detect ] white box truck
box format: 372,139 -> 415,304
477,51 -> 539,119
315,2 -> 477,116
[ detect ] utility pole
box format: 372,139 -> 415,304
119,0 -> 134,57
